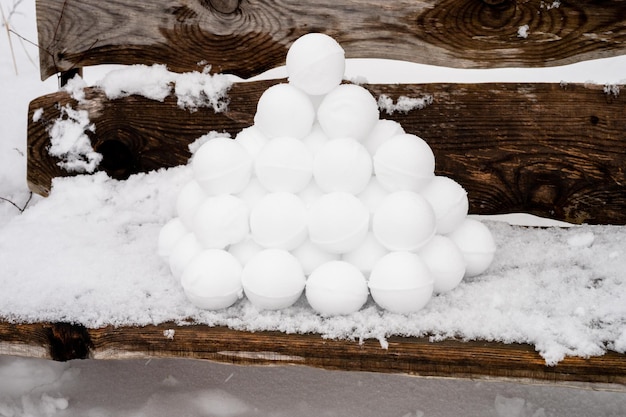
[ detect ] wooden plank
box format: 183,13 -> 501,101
1,321 -> 624,385
27,81 -> 626,225
36,0 -> 626,80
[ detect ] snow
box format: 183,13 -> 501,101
1,0 -> 626,415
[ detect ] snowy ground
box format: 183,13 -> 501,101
1,1 -> 626,416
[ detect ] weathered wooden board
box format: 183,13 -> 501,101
27,80 -> 626,224
1,321 -> 624,385
36,0 -> 626,80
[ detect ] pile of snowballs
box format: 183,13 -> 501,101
158,33 -> 496,315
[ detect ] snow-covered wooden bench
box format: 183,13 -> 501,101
4,0 -> 626,386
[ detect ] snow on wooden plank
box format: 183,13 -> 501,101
35,0 -> 626,80
27,80 -> 626,224
1,322 -> 625,385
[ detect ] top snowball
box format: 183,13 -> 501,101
286,33 -> 346,96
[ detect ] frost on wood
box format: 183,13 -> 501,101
377,94 -> 433,115
517,25 -> 530,39
47,105 -> 102,173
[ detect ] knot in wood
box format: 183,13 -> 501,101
203,0 -> 240,14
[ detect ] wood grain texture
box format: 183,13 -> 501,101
1,321 -> 624,385
27,81 -> 626,224
35,0 -> 626,80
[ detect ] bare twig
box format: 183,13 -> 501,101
1,3 -> 19,75
0,192 -> 33,213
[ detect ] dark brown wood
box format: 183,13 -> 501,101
36,0 -> 626,80
27,81 -> 626,225
1,321 -> 624,385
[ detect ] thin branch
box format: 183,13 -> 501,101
0,4 -> 18,75
0,192 -> 33,213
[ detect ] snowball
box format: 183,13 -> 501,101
298,181 -> 325,208
373,133 -> 435,192
254,136 -> 313,193
234,125 -> 269,158
241,249 -> 306,310
253,83 -> 315,139
228,237 -> 264,266
305,261 -> 368,315
302,123 -> 330,155
235,177 -> 267,209
193,194 -> 249,249
192,137 -> 252,195
157,217 -> 188,260
168,233 -> 204,280
308,192 -> 370,254
368,252 -> 434,314
447,218 -> 496,277
358,176 -> 388,214
176,180 -> 207,229
420,176 -> 469,234
249,192 -> 308,250
362,119 -> 405,155
317,84 -> 379,141
418,235 -> 466,293
342,232 -> 389,276
313,137 -> 372,194
372,191 -> 436,251
291,240 -> 340,276
286,33 -> 345,96
181,249 -> 243,310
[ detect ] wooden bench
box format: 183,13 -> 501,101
3,0 -> 626,386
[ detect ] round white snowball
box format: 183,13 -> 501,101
255,136 -> 313,193
418,235 -> 466,293
373,133 -> 435,192
358,176 -> 388,214
235,125 -> 268,158
308,192 -> 369,254
317,84 -> 379,141
363,119 -> 405,155
306,261 -> 368,315
447,218 -> 496,277
302,123 -> 330,156
241,249 -> 306,310
228,237 -> 264,266
368,252 -> 433,314
291,240 -> 340,276
158,217 -> 188,260
168,233 -> 204,280
421,176 -> 469,234
176,180 -> 208,229
313,137 -> 372,194
250,192 -> 308,250
193,194 -> 249,249
286,33 -> 345,96
192,137 -> 252,195
235,177 -> 267,209
254,83 -> 315,139
372,191 -> 436,251
298,181 -> 325,208
342,232 -> 389,276
181,249 -> 243,310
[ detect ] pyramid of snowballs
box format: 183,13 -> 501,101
158,33 -> 496,315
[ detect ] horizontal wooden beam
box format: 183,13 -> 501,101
1,321 -> 624,386
27,81 -> 626,224
36,0 -> 626,80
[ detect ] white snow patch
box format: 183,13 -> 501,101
47,105 -> 102,173
97,64 -> 233,112
518,25 -> 530,39
61,75 -> 88,102
188,131 -> 231,155
567,231 -> 595,248
377,94 -> 433,115
32,108 -> 43,122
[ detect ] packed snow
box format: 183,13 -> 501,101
1,0 -> 626,415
